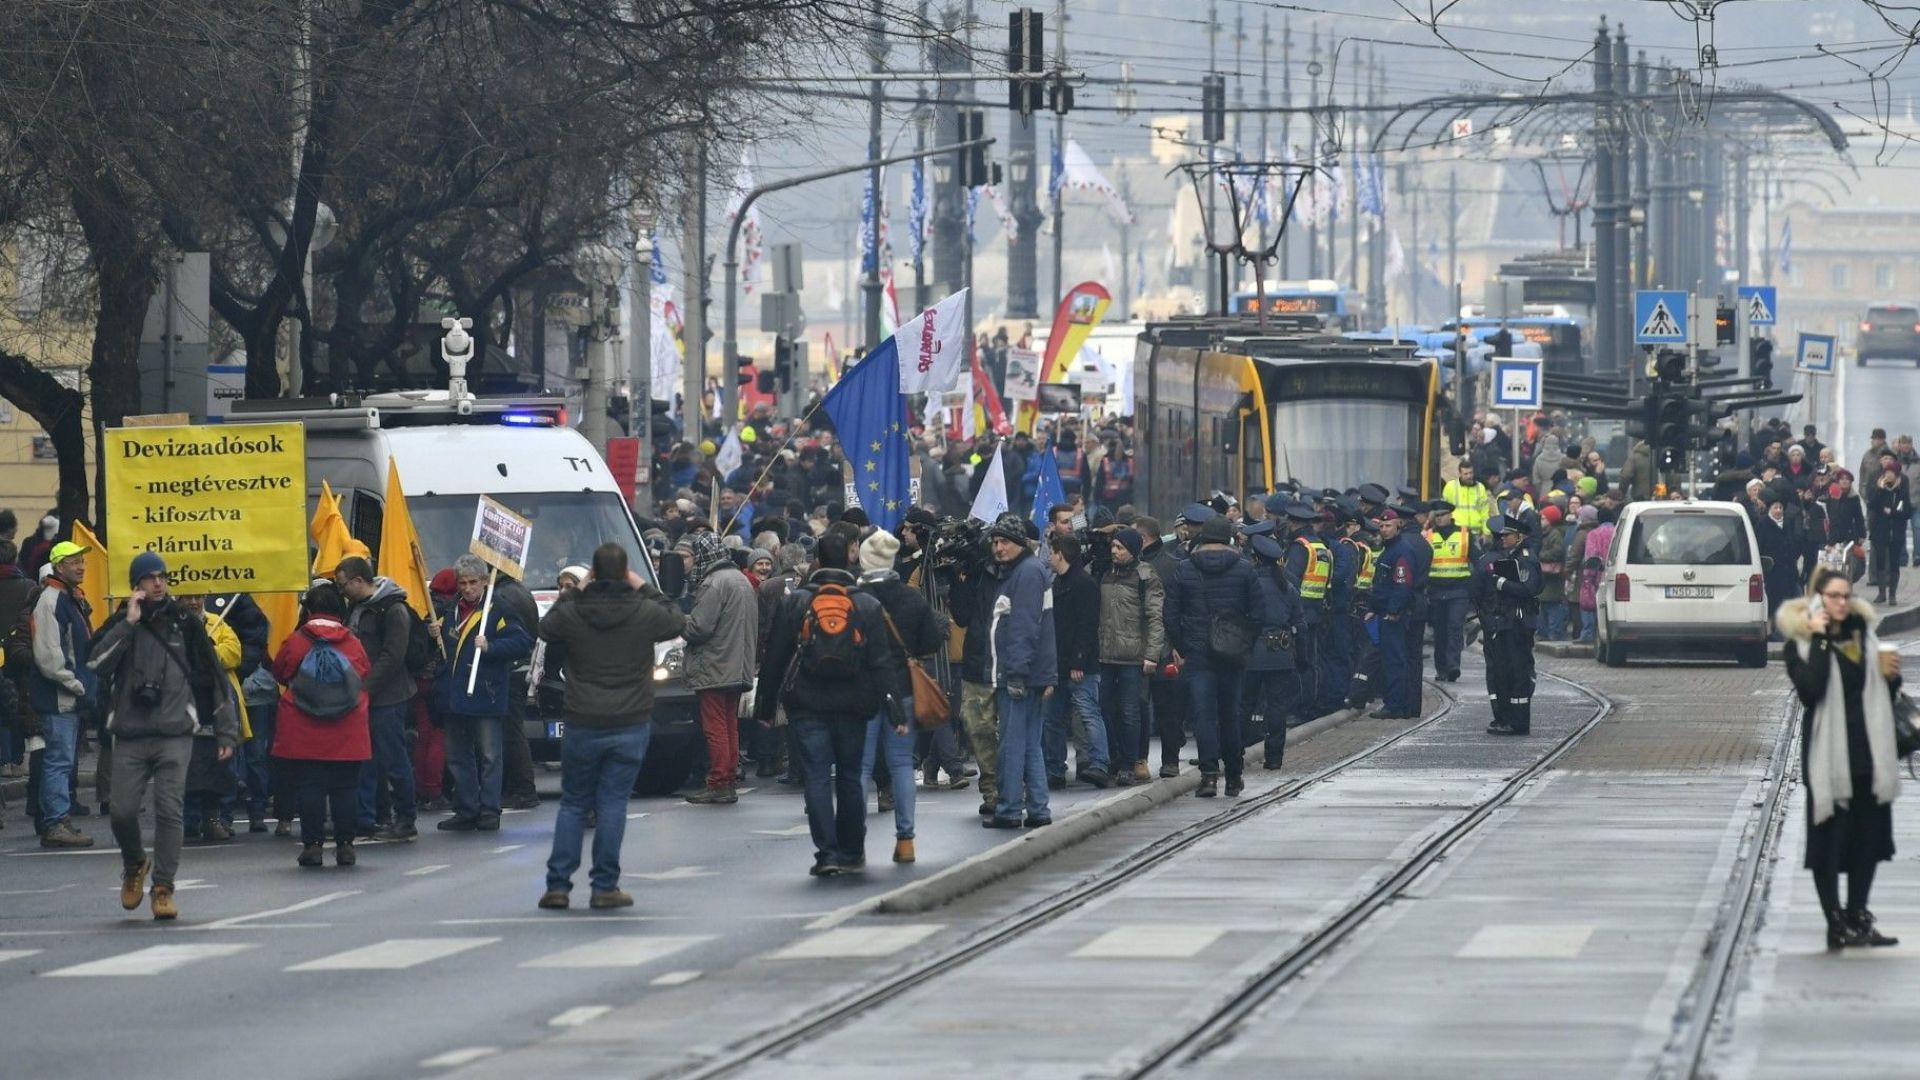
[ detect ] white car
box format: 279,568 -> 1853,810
1595,500 -> 1770,668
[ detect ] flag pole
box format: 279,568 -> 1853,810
465,567 -> 497,696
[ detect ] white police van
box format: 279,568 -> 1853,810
227,390 -> 698,794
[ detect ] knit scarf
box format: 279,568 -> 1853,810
1799,627 -> 1900,825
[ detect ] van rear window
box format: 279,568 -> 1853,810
1626,512 -> 1751,566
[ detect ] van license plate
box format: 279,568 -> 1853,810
1663,586 -> 1714,599
546,721 -> 565,739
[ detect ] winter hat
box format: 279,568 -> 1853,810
1576,505 -> 1598,526
1198,516 -> 1235,544
128,551 -> 168,588
748,550 -> 775,575
860,529 -> 901,573
686,531 -> 730,582
1115,527 -> 1145,560
430,568 -> 458,600
558,565 -> 588,587
1541,505 -> 1564,526
1575,475 -> 1599,497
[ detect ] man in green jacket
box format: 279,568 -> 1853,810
534,544 -> 686,911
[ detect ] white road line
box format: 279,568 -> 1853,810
0,949 -> 44,964
0,883 -> 76,896
6,848 -> 120,857
628,866 -> 718,881
1455,924 -> 1594,959
438,916 -> 675,925
287,937 -> 498,971
406,864 -> 452,876
45,943 -> 253,977
522,935 -> 712,970
752,825 -> 812,837
548,1005 -> 612,1028
650,970 -> 702,987
199,890 -> 361,931
420,1047 -> 498,1068
490,844 -> 524,854
769,924 -> 945,960
1072,925 -> 1225,959
626,812 -> 650,820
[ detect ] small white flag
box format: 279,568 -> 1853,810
714,425 -> 744,478
969,441 -> 1010,524
894,288 -> 971,396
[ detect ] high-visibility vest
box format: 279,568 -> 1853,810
1356,545 -> 1377,590
1296,537 -> 1332,600
1425,527 -> 1471,580
1444,480 -> 1493,533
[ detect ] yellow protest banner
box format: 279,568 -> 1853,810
104,422 -> 309,593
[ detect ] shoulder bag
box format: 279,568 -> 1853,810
881,610 -> 952,729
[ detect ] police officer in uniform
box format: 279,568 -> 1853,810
1473,515 -> 1544,735
1345,510 -> 1382,709
1369,506 -> 1421,719
1423,499 -> 1474,683
1279,503 -> 1329,718
1245,534 -> 1304,768
1399,500 -> 1433,711
1316,505 -> 1358,715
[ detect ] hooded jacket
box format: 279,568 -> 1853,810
681,563 -> 759,691
1165,543 -> 1263,665
538,579 -> 687,727
268,617 -> 372,762
346,577 -> 418,707
755,568 -> 897,721
988,548 -> 1057,690
89,598 -> 238,747
1097,558 -> 1165,665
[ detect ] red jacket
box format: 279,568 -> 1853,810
269,617 -> 372,762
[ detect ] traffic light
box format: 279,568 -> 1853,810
1715,302 -> 1736,345
772,335 -> 793,394
1049,75 -> 1074,116
1201,74 -> 1227,144
1652,348 -> 1688,384
957,110 -> 988,187
1008,9 -> 1044,115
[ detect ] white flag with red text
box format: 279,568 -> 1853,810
893,288 -> 970,396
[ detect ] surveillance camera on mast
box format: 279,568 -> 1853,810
441,316 -> 476,412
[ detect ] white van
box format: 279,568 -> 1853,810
229,392 -> 699,794
1595,500 -> 1769,668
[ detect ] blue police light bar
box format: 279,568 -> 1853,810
499,412 -> 556,427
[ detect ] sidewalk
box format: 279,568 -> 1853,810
1537,591 -> 1920,661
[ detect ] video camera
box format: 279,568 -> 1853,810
927,515 -> 989,576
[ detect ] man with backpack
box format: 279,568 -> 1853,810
30,540 -> 97,848
336,556 -> 424,841
754,523 -> 899,877
1166,516 -> 1265,798
89,553 -> 238,919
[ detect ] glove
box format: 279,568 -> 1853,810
1007,682 -> 1028,701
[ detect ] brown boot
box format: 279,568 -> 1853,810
120,858 -> 150,911
1132,761 -> 1152,785
590,888 -> 634,909
893,838 -> 916,863
149,883 -> 177,921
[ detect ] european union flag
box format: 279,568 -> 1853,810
821,338 -> 911,533
1030,446 -> 1066,533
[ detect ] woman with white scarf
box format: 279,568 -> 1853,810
1780,566 -> 1903,949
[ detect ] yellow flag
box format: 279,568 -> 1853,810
379,459 -> 433,619
70,521 -> 110,631
256,592 -> 300,660
310,480 -> 366,577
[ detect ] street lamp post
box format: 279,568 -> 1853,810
575,243 -> 625,458
629,210 -> 655,513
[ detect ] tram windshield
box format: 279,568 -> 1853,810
1271,398 -> 1419,492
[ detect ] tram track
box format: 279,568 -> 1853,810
667,668 -> 1618,1080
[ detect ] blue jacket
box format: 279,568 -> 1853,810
30,581 -> 95,715
988,550 -> 1057,689
1166,543 -> 1264,667
1324,530 -> 1358,615
1246,559 -> 1304,672
1281,535 -> 1322,624
1371,534 -> 1419,617
435,602 -> 534,717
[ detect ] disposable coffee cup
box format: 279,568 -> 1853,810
1879,643 -> 1900,655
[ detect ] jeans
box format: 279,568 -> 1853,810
861,697 -> 917,839
1577,609 -> 1596,642
287,759 -> 360,848
916,720 -> 967,781
358,702 -> 417,827
1099,663 -> 1145,771
241,701 -> 275,815
697,689 -> 742,790
38,711 -> 80,825
109,735 -> 193,886
994,687 -> 1049,820
1185,663 -> 1246,779
546,723 -> 651,893
445,712 -> 504,819
1538,601 -> 1569,641
792,712 -> 868,867
1044,671 -> 1107,779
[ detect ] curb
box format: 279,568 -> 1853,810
1536,641 -> 1594,659
869,703 -> 1369,917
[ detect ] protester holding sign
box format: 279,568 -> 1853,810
435,554 -> 534,832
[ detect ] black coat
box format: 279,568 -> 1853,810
1051,560 -> 1100,677
755,568 -> 898,722
1165,544 -> 1264,666
861,571 -> 948,700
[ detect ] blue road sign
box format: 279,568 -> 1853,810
1634,290 -> 1689,344
1795,333 -> 1834,375
1491,357 -> 1543,409
1737,285 -> 1777,326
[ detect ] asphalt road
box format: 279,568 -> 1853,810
1836,346 -> 1920,469
0,760 -> 1116,1080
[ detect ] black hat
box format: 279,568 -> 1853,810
1249,534 -> 1284,562
1358,483 -> 1391,505
1397,485 -> 1421,501
1497,514 -> 1533,536
1426,499 -> 1456,513
1176,502 -> 1218,527
1383,502 -> 1418,520
986,512 -> 1030,545
1284,503 -> 1319,523
1198,516 -> 1236,544
1241,519 -> 1276,537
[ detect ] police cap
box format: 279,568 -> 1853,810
1249,534 -> 1285,562
1426,499 -> 1455,513
1284,503 -> 1320,523
1357,483 -> 1391,505
1241,519 -> 1276,537
1176,503 -> 1218,526
1496,514 -> 1533,537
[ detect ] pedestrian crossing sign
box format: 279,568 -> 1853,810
1634,290 -> 1689,344
1737,285 -> 1777,326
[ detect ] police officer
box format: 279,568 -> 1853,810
1400,501 -> 1433,710
1279,503 -> 1329,718
1316,506 -> 1357,715
1369,506 -> 1422,719
1423,499 -> 1474,683
1473,515 -> 1544,735
1245,534 -> 1304,769
1344,510 -> 1382,709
